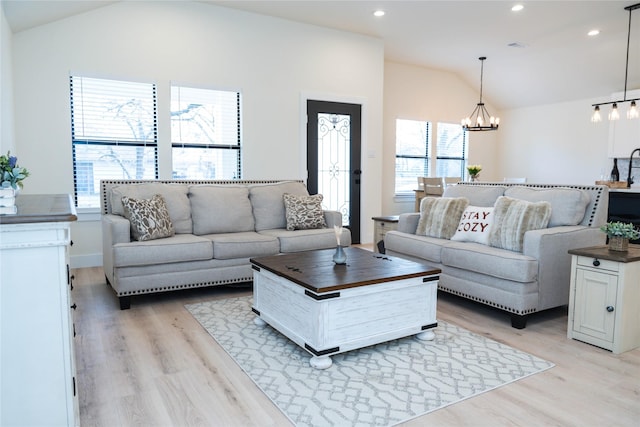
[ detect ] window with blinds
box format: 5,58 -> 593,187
70,76 -> 158,208
435,122 -> 468,178
170,85 -> 242,180
395,119 -> 431,194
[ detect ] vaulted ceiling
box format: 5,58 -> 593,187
3,1 -> 639,110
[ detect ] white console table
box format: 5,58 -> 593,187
0,194 -> 79,426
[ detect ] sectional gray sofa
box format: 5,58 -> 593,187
101,179 -> 351,309
384,182 -> 609,328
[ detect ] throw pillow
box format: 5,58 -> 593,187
122,194 -> 175,241
283,193 -> 327,231
416,197 -> 469,239
503,186 -> 590,227
489,196 -> 551,252
451,206 -> 494,245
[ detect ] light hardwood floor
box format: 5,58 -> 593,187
73,261 -> 640,426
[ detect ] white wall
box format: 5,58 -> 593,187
1,5 -> 14,154
382,61 -> 500,215
10,1 -> 384,266
499,98 -> 612,185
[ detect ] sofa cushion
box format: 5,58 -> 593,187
384,230 -> 449,264
203,232 -> 279,260
416,197 -> 469,239
441,241 -> 538,283
443,185 -> 506,207
190,185 -> 255,235
249,181 -> 309,231
110,183 -> 192,234
504,186 -> 590,227
283,193 -> 327,231
259,228 -> 351,253
113,234 -> 213,267
451,206 -> 494,245
121,194 -> 175,241
489,196 -> 551,252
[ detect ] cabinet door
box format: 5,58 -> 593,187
573,268 -> 618,342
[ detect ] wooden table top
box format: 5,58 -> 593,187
250,247 -> 440,294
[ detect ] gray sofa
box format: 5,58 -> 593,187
101,179 -> 351,309
384,182 -> 609,328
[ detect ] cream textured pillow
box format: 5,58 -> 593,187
451,206 -> 494,245
122,194 -> 175,241
416,197 -> 469,239
283,193 -> 327,231
489,196 -> 551,252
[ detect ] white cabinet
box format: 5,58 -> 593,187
607,89 -> 640,159
0,195 -> 79,426
372,216 -> 399,253
568,245 -> 640,354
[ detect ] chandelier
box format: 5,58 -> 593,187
591,3 -> 640,122
462,57 -> 500,131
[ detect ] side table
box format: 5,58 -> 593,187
372,215 -> 399,253
567,244 -> 640,354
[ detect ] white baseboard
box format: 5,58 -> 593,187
71,253 -> 102,269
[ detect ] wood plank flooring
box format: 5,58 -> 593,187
73,260 -> 640,426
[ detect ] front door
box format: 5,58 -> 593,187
306,100 -> 361,243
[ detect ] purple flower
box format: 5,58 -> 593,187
8,156 -> 17,168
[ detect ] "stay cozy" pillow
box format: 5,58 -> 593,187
451,206 -> 494,245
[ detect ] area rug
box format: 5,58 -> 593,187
186,296 -> 554,427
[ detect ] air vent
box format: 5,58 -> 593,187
508,42 -> 527,48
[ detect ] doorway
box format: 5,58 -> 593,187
306,100 -> 362,243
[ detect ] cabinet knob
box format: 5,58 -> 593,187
592,259 -> 600,267
606,306 -> 614,312
71,303 -> 77,310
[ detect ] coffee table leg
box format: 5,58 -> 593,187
416,330 -> 435,341
253,316 -> 267,327
310,355 -> 332,370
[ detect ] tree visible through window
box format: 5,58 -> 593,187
170,85 -> 242,180
435,122 -> 468,178
70,76 -> 158,208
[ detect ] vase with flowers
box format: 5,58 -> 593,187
466,164 -> 482,182
1,151 -> 30,190
600,221 -> 640,252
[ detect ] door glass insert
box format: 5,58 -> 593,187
317,113 -> 350,226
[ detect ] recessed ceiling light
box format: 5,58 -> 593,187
588,29 -> 600,36
512,4 -> 524,12
373,10 -> 385,17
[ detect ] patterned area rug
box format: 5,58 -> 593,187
186,296 -> 553,427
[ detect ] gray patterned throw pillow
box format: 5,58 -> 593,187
283,193 -> 327,231
122,194 -> 175,241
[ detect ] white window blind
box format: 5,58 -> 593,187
435,123 -> 468,178
70,76 -> 158,208
395,119 -> 431,194
171,85 -> 242,180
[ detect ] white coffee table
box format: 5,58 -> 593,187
250,247 -> 440,369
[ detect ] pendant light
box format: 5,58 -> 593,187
462,57 -> 500,131
591,3 -> 640,122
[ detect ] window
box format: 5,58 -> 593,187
395,120 -> 468,195
395,119 -> 431,194
435,123 -> 468,178
70,76 -> 158,208
171,85 -> 242,180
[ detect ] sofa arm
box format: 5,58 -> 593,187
523,226 -> 605,310
397,213 -> 420,234
102,214 -> 131,284
323,210 -> 344,228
